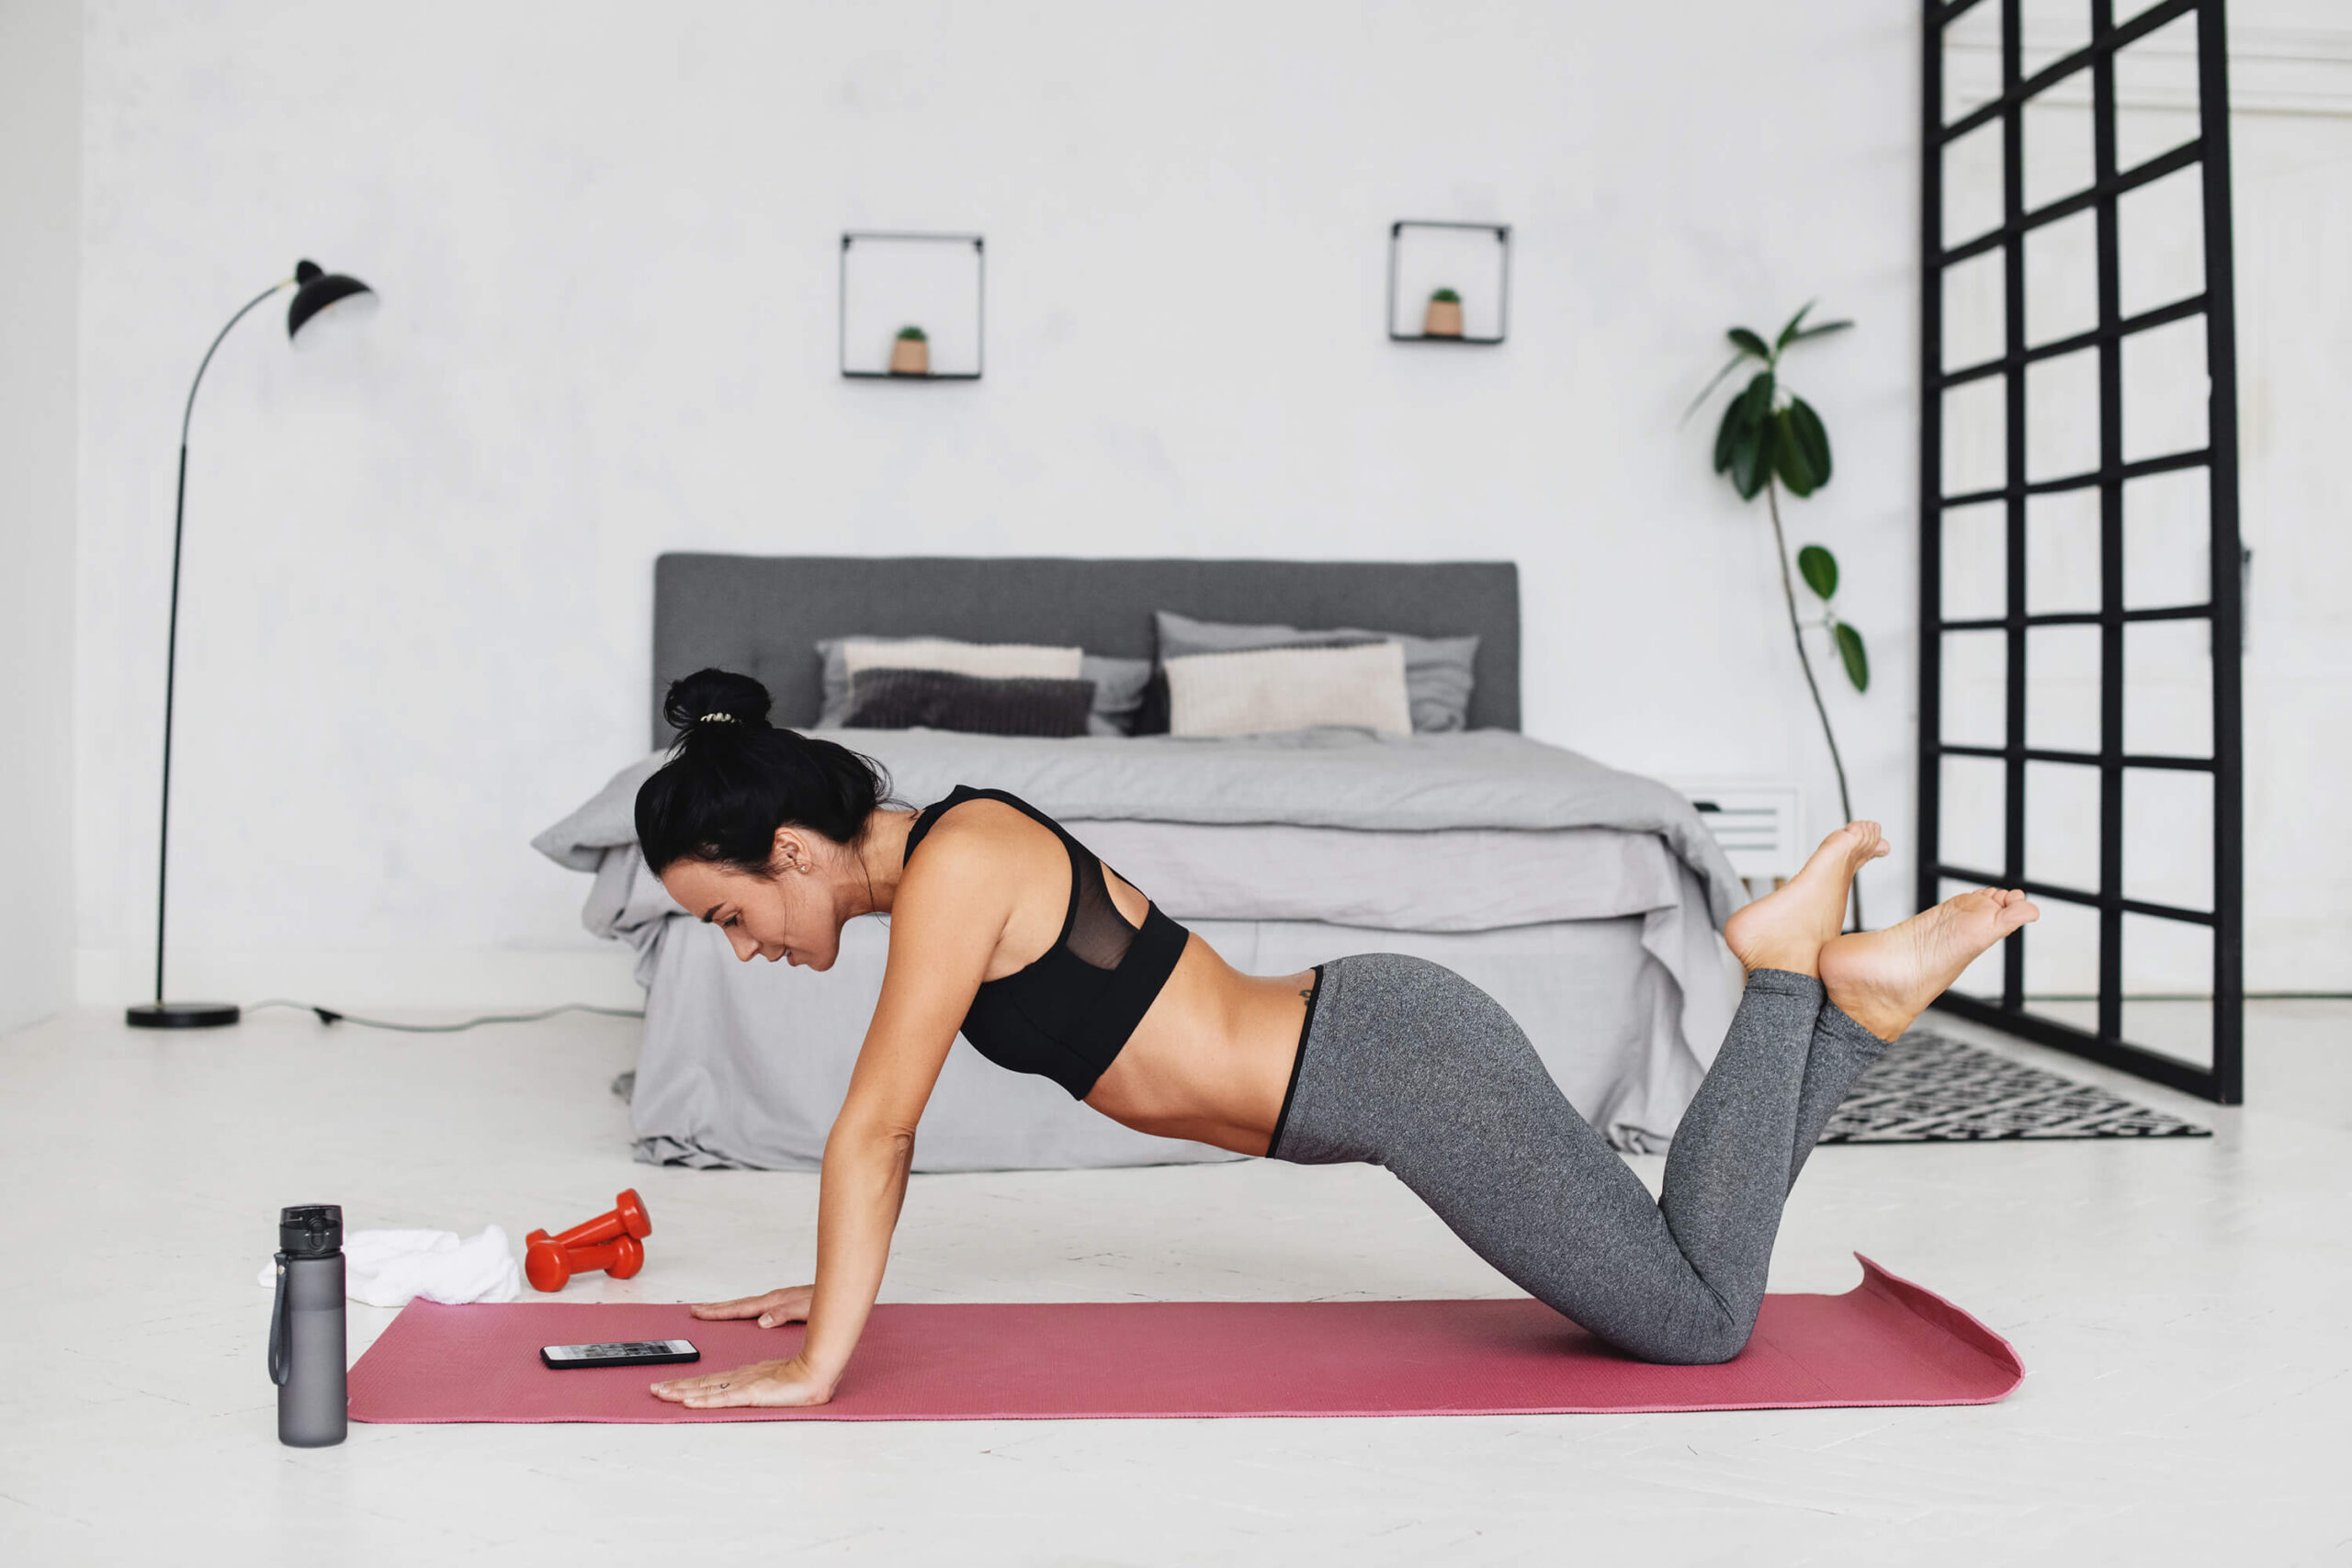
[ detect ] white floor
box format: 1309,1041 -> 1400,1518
3,999 -> 2347,1565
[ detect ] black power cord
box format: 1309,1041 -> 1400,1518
244,1000 -> 644,1034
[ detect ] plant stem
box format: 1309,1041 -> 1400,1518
1765,476 -> 1861,932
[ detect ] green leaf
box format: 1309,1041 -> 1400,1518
1791,319 -> 1854,342
1834,622 -> 1869,693
1797,544 -> 1838,601
1713,395 -> 1747,474
1784,395 -> 1833,488
1729,420 -> 1771,500
1727,327 -> 1770,359
1775,301 -> 1815,351
1683,350 -> 1753,427
1714,370 -> 1771,476
1772,408 -> 1820,496
1720,371 -> 1775,497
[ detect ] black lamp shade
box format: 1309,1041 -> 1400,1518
287,259 -> 372,338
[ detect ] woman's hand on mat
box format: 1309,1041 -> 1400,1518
650,1353 -> 835,1408
688,1284 -> 814,1329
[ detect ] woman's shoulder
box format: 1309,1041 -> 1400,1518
910,786 -> 1054,847
894,789 -> 1067,927
904,787 -> 1059,871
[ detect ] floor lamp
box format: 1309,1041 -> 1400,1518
127,259 -> 377,1031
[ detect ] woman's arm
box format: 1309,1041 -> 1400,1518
793,1117 -> 914,1384
651,825 -> 1011,1408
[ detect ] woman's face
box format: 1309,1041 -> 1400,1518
659,829 -> 850,971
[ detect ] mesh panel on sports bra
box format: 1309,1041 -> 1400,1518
1063,854 -> 1142,971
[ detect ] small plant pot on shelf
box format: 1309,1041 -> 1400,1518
888,326 -> 930,376
1422,289 -> 1464,339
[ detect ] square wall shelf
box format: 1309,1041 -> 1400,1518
1388,220 -> 1510,344
841,231 -> 984,379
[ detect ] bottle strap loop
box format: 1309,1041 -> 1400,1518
267,1254 -> 292,1386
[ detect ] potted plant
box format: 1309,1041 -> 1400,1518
1687,301 -> 1870,927
1423,288 -> 1464,338
888,325 -> 930,376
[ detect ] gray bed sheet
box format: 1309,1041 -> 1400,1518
539,728 -> 1745,904
534,728 -> 1749,1167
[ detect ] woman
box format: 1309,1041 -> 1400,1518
638,669 -> 2037,1407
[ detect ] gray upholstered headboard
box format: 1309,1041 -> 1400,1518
650,555 -> 1521,744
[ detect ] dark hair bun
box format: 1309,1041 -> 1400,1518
636,667 -> 893,875
662,668 -> 774,736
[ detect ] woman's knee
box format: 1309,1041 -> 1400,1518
1620,1307 -> 1756,1367
1651,1325 -> 1751,1366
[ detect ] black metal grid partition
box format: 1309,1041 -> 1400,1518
1918,0 -> 2244,1100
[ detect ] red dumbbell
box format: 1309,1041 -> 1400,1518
525,1188 -> 653,1292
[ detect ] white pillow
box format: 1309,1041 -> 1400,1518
840,637 -> 1084,684
1164,642 -> 1413,739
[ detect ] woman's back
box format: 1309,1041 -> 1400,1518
894,789 -> 1310,1156
901,785 -> 1190,1102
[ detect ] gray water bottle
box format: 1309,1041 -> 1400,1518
267,1204 -> 347,1447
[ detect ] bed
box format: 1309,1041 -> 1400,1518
535,555 -> 1747,1169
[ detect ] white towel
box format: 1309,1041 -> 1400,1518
254,1225 -> 524,1307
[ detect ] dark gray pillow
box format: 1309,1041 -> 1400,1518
1152,610 -> 1479,733
844,669 -> 1095,738
1074,654 -> 1153,735
815,637 -> 1151,737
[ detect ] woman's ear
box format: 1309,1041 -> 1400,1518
772,825 -> 815,875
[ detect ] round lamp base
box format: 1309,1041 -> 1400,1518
126,1001 -> 242,1030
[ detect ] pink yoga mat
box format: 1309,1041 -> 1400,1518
347,1254 -> 2019,1423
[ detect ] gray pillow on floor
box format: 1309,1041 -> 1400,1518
1153,611 -> 1479,733
815,637 -> 1154,737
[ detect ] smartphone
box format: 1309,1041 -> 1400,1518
539,1338 -> 700,1370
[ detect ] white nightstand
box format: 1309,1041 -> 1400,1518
1667,779 -> 1804,902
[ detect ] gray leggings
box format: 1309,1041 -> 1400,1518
1268,953 -> 1888,1365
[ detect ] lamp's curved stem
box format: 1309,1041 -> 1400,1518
153,280 -> 289,1003
179,281 -> 289,445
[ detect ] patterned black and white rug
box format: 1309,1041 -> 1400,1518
1819,1030 -> 2211,1143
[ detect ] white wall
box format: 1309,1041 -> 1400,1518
0,0 -> 81,1033
2233,94 -> 2352,990
72,0 -> 1925,1008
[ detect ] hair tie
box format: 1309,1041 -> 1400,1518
698,713 -> 741,725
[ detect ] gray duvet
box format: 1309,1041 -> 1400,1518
535,728 -> 1749,1166
541,728 -> 1745,888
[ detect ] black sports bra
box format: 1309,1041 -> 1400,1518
902,786 -> 1190,1100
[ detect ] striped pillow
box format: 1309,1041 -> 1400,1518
845,669 -> 1095,738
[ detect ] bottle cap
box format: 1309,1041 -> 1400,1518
278,1204 -> 343,1258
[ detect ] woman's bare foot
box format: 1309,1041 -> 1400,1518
1721,821 -> 1890,977
1819,888 -> 2041,1042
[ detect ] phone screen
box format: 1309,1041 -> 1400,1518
539,1339 -> 699,1369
